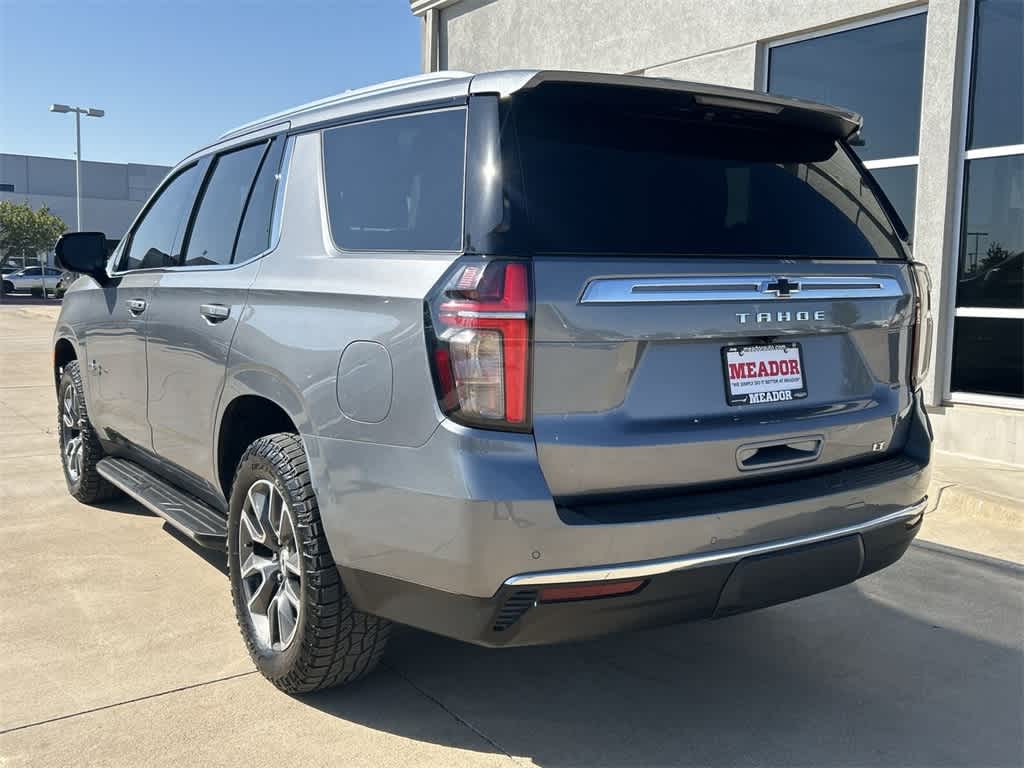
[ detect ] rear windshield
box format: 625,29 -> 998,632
502,85 -> 905,259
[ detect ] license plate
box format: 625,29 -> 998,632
722,343 -> 807,406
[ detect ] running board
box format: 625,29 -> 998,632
97,457 -> 227,549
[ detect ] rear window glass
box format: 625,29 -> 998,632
505,87 -> 904,259
322,108 -> 466,251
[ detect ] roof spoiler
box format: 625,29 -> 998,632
469,69 -> 863,140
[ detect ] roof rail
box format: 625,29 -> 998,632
219,71 -> 474,140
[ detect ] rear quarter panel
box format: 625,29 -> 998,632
226,129 -> 455,449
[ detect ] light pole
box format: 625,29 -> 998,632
49,104 -> 105,232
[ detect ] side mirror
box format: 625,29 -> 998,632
55,232 -> 111,284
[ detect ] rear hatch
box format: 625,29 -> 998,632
493,82 -> 918,499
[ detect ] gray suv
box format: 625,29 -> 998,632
52,70 -> 933,694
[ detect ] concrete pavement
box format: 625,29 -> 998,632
1,303 -> 1021,767
920,450 -> 1024,563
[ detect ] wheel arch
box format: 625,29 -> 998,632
215,392 -> 304,502
54,336 -> 79,391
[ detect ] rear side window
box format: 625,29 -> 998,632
234,137 -> 286,262
504,86 -> 904,259
183,142 -> 267,267
122,164 -> 202,270
322,108 -> 466,251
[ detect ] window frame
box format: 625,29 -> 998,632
760,5 -> 928,240
110,132 -> 292,277
943,0 -> 1024,409
177,138 -> 273,269
318,104 -> 469,255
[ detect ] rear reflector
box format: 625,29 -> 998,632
538,579 -> 646,604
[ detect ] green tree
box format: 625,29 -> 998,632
0,200 -> 67,271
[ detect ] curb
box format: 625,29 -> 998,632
912,538 -> 1024,573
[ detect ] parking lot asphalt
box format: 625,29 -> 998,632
1,303 -> 1022,768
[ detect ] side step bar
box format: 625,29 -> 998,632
97,457 -> 227,549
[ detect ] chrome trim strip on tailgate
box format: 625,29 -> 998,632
503,499 -> 926,587
579,275 -> 904,304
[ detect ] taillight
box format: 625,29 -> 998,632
426,259 -> 531,431
909,262 -> 933,389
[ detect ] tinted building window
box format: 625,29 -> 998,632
952,1 -> 1024,399
768,13 -> 926,162
957,155 -> 1024,309
968,0 -> 1023,149
951,317 -> 1024,397
868,166 -> 917,236
122,164 -> 201,270
322,109 -> 466,251
183,143 -> 267,267
235,138 -> 285,262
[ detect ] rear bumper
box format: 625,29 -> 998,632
340,505 -> 924,647
306,389 -> 931,602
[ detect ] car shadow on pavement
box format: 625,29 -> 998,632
164,524 -> 229,573
297,548 -> 1023,767
93,496 -> 158,518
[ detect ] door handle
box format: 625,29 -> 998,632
126,298 -> 147,315
200,303 -> 231,322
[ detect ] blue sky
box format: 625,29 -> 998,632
0,0 -> 421,167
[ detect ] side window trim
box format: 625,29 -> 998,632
170,156 -> 213,267
268,135 -> 295,249
179,139 -> 270,268
228,139 -> 274,263
114,132 -> 290,275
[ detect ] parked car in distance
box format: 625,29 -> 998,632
51,70 -> 934,695
54,270 -> 80,299
1,265 -> 64,295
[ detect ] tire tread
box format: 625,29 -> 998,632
229,432 -> 390,693
58,360 -> 120,503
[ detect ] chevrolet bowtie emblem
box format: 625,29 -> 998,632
765,278 -> 801,297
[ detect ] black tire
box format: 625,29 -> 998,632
1,281 -> 12,294
58,360 -> 120,503
227,433 -> 390,693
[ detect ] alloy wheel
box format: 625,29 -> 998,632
61,384 -> 84,483
238,479 -> 302,650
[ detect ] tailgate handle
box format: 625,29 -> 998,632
737,436 -> 823,471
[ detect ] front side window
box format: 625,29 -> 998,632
322,108 -> 466,251
183,143 -> 267,267
122,165 -> 201,270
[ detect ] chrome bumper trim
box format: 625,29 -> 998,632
503,499 -> 927,587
